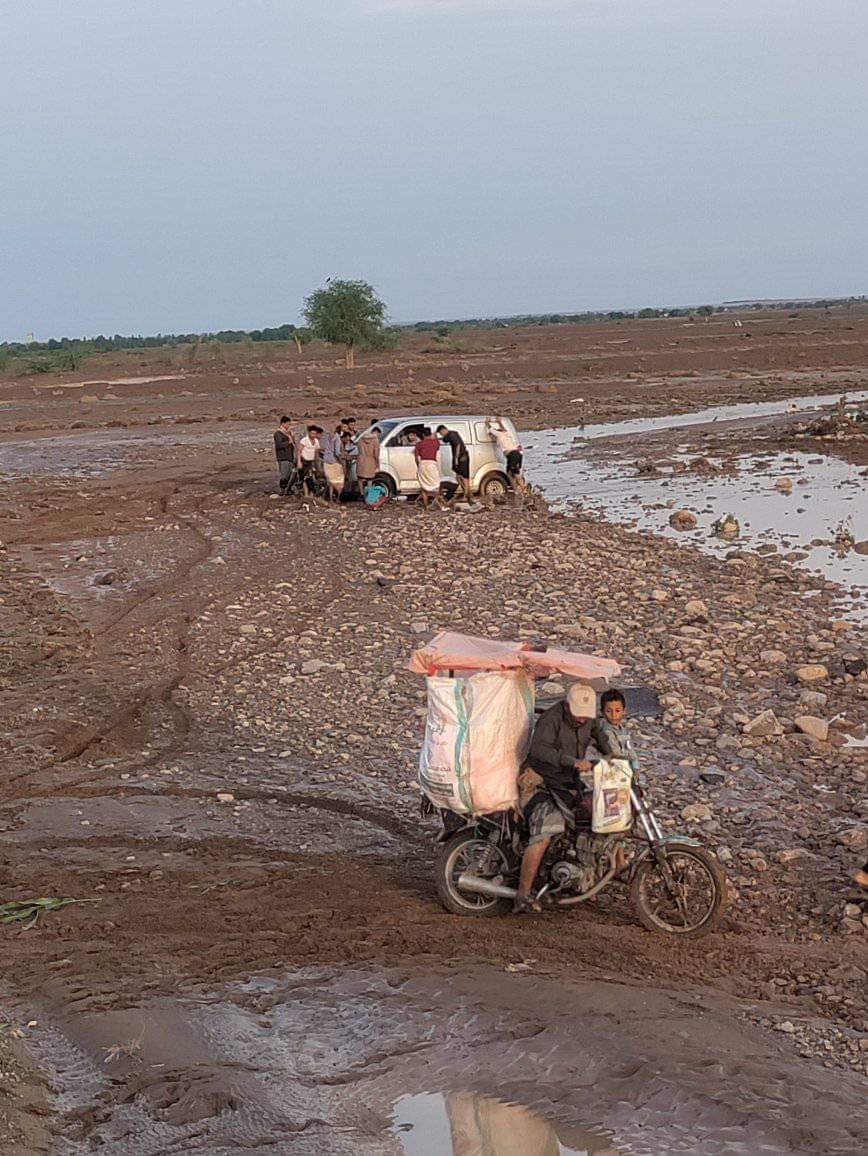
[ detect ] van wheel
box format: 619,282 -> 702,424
480,472 -> 509,499
372,473 -> 396,500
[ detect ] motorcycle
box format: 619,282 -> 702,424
433,770 -> 727,937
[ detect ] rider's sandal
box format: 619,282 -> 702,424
512,895 -> 542,915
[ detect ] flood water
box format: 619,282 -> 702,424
393,1092 -> 622,1155
526,390 -> 868,611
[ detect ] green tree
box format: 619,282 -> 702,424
303,279 -> 388,369
696,305 -> 714,317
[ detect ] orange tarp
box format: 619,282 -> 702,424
407,630 -> 620,682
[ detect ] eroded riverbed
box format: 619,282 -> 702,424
13,966 -> 866,1155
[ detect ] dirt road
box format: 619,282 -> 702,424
0,324 -> 866,1151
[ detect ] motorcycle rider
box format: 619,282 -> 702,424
515,683 -> 598,914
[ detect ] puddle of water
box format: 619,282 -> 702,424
393,1091 -> 622,1155
531,389 -> 868,456
527,393 -> 868,612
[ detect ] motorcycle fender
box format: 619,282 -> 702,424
628,834 -> 702,881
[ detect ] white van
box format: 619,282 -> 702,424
361,414 -> 519,500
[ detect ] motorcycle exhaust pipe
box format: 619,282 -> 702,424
457,873 -> 517,900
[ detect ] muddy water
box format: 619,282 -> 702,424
18,967 -> 867,1154
526,391 -> 868,609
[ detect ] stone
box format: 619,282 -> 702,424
795,664 -> 828,683
712,514 -> 740,537
300,659 -> 326,675
775,477 -> 793,494
843,902 -> 862,919
669,509 -> 697,531
93,570 -> 118,586
743,710 -> 783,737
853,541 -> 868,556
799,689 -> 828,710
651,589 -> 668,602
216,792 -> 235,803
239,624 -> 257,635
760,649 -> 787,666
777,848 -> 810,865
842,654 -> 867,677
837,828 -> 868,852
775,1021 -> 796,1034
794,715 -> 829,742
684,599 -> 708,621
681,802 -> 713,823
410,621 -> 429,634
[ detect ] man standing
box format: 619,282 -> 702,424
487,415 -> 526,496
516,684 -> 598,913
435,424 -> 472,505
414,426 -> 444,512
322,422 -> 346,503
297,425 -> 322,495
274,416 -> 296,493
356,425 -> 381,497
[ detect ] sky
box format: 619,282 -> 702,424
2,0 -> 866,340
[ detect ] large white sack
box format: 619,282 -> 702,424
592,759 -> 633,833
419,671 -> 534,814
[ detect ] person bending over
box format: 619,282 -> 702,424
436,425 -> 472,506
516,683 -> 597,914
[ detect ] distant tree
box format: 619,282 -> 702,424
696,305 -> 714,317
638,308 -> 661,319
303,279 -> 388,369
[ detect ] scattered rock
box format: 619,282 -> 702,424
795,664 -> 829,684
216,792 -> 235,803
743,710 -> 783,737
93,571 -> 119,586
300,659 -> 326,675
760,649 -> 787,667
410,621 -> 429,634
683,599 -> 708,621
853,541 -> 868,556
681,802 -> 713,823
775,477 -> 793,494
669,509 -> 698,531
837,828 -> 868,852
794,715 -> 829,742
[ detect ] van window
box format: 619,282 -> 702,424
474,421 -> 494,444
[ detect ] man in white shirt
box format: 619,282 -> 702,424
487,416 -> 526,495
297,425 -> 323,494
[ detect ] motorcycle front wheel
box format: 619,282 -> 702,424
435,830 -> 514,917
631,842 -> 727,937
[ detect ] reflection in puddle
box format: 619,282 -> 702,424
393,1092 -> 622,1156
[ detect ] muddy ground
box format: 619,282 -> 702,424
0,316 -> 866,1152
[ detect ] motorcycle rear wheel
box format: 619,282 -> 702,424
631,843 -> 727,937
435,830 -> 514,917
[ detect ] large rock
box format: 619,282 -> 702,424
853,540 -> 868,556
683,599 -> 708,621
775,477 -> 793,494
794,715 -> 829,741
743,709 -> 783,737
837,828 -> 868,852
795,664 -> 829,683
300,659 -> 326,675
669,509 -> 698,531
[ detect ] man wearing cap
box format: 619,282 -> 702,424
515,683 -> 598,913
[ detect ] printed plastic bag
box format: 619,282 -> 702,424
592,759 -> 633,833
419,671 -> 534,814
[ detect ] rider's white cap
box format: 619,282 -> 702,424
566,683 -> 597,718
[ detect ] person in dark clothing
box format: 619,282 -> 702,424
274,416 -> 295,492
516,683 -> 598,913
436,425 -> 472,505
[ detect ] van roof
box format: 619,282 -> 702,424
375,414 -> 511,424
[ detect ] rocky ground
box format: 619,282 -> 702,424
0,351 -> 866,1147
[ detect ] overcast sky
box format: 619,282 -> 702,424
2,1 -> 866,340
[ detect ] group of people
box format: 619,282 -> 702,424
273,414 -> 526,508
